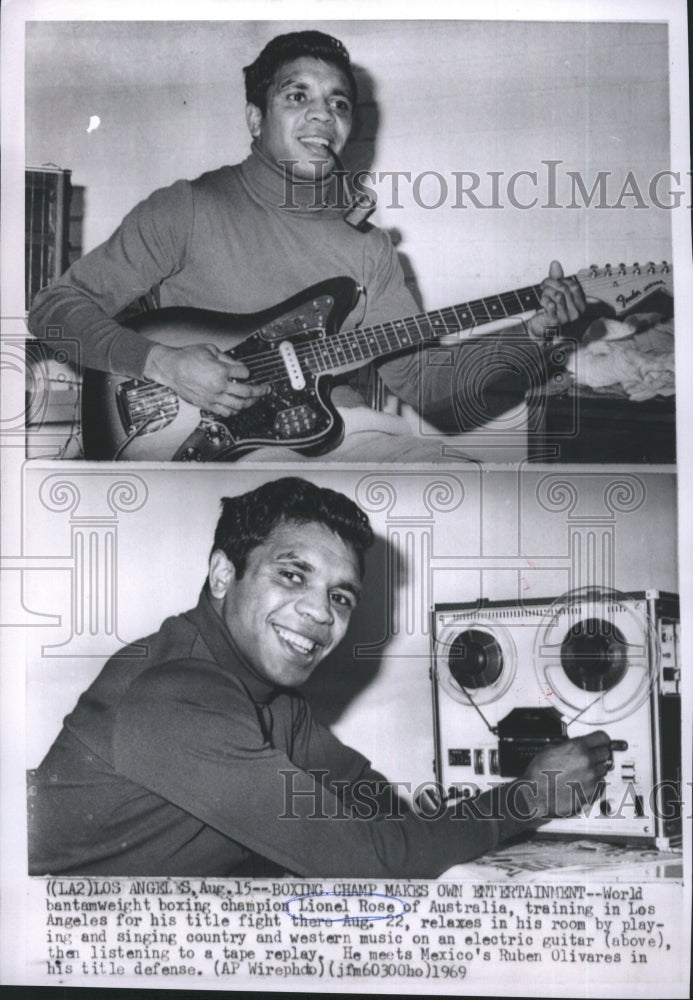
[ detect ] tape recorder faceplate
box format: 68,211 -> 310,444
430,590 -> 680,848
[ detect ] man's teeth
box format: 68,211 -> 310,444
274,624 -> 317,655
300,137 -> 331,148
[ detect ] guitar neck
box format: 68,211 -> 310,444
312,281 -> 545,374
232,261 -> 671,383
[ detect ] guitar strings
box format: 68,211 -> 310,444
144,268 -> 669,390
226,285 -> 547,384
276,269 -> 666,384
229,270 -> 669,385
234,317 -> 465,385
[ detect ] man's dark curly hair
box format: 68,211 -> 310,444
211,477 -> 374,579
243,31 -> 357,114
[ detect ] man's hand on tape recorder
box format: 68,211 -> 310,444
520,731 -> 628,819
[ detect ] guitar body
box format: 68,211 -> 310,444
82,277 -> 361,461
81,261 -> 673,461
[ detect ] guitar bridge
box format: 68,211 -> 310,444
116,379 -> 179,435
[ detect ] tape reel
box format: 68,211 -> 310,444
533,587 -> 657,724
435,621 -> 517,706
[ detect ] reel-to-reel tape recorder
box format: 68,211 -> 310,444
430,589 -> 681,848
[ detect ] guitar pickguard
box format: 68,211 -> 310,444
250,292 -> 335,343
173,370 -> 340,462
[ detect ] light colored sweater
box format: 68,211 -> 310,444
29,143 -> 542,431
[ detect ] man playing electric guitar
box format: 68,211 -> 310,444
28,31 -> 586,461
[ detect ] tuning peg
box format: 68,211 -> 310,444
662,260 -> 670,272
589,264 -> 599,277
647,261 -> 656,273
633,262 -> 641,274
604,263 -> 612,275
618,263 -> 626,274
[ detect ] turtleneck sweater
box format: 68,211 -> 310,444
28,144 -> 543,432
28,143 -> 416,377
29,591 -> 542,877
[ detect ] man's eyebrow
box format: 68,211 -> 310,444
276,76 -> 307,91
329,87 -> 353,102
275,550 -> 313,570
339,581 -> 362,601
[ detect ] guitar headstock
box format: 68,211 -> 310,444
576,261 -> 673,315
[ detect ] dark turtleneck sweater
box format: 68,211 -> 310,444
28,144 -> 541,430
28,592 -> 541,877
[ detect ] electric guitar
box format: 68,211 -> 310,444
81,262 -> 673,461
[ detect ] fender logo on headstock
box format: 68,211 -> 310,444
616,289 -> 642,307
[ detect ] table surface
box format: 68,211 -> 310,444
442,835 -> 683,881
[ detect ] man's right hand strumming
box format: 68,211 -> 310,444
144,342 -> 269,417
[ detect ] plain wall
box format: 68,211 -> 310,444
25,19 -> 673,314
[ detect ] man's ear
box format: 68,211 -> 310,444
246,103 -> 263,139
208,550 -> 235,601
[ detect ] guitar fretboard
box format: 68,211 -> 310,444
307,283 -> 544,374
235,260 -> 671,385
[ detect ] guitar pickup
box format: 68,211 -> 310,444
279,340 -> 306,390
274,405 -> 319,439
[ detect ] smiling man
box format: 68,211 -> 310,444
208,507 -> 362,688
28,31 -> 585,459
244,54 -> 354,180
29,477 -> 618,877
